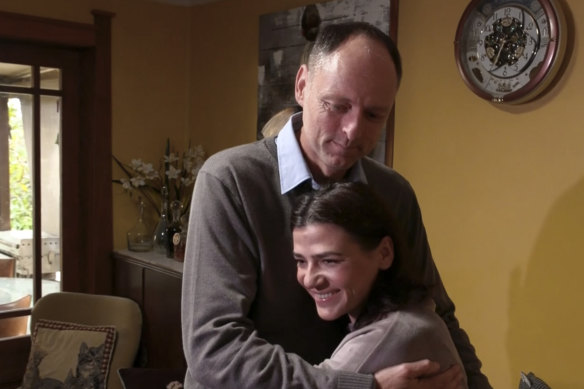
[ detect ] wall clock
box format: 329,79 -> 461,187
454,0 -> 567,104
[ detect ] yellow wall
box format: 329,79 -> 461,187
188,0 -> 318,152
396,1 -> 584,388
3,0 -> 583,387
395,0 -> 584,388
189,1 -> 584,387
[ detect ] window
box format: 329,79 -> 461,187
0,10 -> 113,341
0,61 -> 64,324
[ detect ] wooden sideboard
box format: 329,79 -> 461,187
113,250 -> 186,369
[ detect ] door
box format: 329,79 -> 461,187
0,9 -> 113,332
0,42 -> 82,312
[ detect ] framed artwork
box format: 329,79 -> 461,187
257,0 -> 399,166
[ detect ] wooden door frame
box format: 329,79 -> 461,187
0,10 -> 114,294
0,9 -> 114,387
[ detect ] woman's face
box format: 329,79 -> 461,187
293,223 -> 393,323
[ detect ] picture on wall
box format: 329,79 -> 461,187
257,0 -> 397,164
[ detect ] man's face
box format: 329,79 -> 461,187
295,35 -> 399,182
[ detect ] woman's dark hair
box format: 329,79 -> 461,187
309,21 -> 402,86
291,182 -> 431,329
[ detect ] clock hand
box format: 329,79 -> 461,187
492,38 -> 507,69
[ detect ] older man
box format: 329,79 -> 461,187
182,21 -> 490,389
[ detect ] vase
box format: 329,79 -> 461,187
127,198 -> 153,252
152,186 -> 169,254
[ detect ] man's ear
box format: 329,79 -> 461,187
377,236 -> 394,270
295,64 -> 309,106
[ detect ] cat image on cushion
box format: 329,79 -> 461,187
22,342 -> 106,389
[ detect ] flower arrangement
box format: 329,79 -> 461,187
113,139 -> 205,218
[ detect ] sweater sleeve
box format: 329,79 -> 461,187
317,309 -> 468,389
181,167 -> 374,389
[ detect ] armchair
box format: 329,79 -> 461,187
23,292 -> 142,389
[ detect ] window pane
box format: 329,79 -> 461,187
0,94 -> 33,277
0,62 -> 32,88
0,94 -> 33,238
40,67 -> 61,91
40,95 -> 61,281
0,94 -> 33,337
0,93 -> 62,337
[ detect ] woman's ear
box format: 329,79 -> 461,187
377,236 -> 394,270
295,64 -> 309,106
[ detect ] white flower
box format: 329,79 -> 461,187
141,162 -> 155,175
120,178 -> 132,190
183,159 -> 193,171
141,163 -> 159,180
166,165 -> 181,180
182,176 -> 194,186
115,142 -> 206,216
130,176 -> 146,187
164,152 -> 179,164
130,159 -> 143,170
145,170 -> 159,180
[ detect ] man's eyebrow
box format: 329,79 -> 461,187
320,95 -> 391,113
319,94 -> 349,102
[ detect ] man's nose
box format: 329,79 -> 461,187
341,109 -> 364,143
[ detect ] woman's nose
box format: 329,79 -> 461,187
302,266 -> 326,289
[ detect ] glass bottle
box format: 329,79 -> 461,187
173,213 -> 188,262
127,197 -> 153,252
166,200 -> 183,259
152,186 -> 169,254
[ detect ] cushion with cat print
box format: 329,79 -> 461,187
21,319 -> 117,389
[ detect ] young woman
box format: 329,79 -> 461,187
291,182 -> 468,388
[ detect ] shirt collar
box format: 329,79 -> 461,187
275,112 -> 367,194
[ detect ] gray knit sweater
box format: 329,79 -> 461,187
181,136 -> 486,388
318,299 -> 468,389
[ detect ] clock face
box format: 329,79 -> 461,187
455,0 -> 567,103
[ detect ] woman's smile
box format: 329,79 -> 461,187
314,291 -> 337,301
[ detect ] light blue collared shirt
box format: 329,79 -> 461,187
275,112 -> 367,194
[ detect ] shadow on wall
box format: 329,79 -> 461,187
507,177 -> 584,389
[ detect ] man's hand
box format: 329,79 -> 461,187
374,360 -> 464,389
